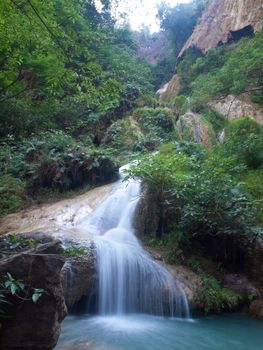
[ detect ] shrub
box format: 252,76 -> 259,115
224,118 -> 263,169
0,175 -> 27,216
198,276 -> 241,313
133,107 -> 175,140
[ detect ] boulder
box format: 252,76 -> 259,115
249,299 -> 263,319
176,112 -> 215,147
0,251 -> 66,350
223,274 -> 259,302
61,253 -> 95,310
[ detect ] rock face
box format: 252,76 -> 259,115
176,112 -> 214,147
210,95 -> 263,125
135,31 -> 173,65
61,253 -> 95,310
0,241 -> 67,350
249,299 -> 263,319
156,74 -> 181,100
179,0 -> 263,57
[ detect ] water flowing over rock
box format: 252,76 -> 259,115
86,165 -> 190,317
156,74 -> 181,100
179,0 -> 263,57
176,111 -> 214,147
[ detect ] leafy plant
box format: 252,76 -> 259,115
0,273 -> 48,318
198,276 -> 241,313
60,245 -> 88,257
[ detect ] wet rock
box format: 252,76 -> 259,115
0,250 -> 66,349
176,112 -> 214,147
61,253 -> 95,310
249,299 -> 263,319
167,265 -> 202,309
156,74 -> 181,100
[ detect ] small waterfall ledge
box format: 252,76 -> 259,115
81,165 -> 190,318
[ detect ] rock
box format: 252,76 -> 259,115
61,253 -> 95,310
249,299 -> 263,319
179,0 -> 263,57
210,95 -> 263,125
135,31 -> 173,65
0,252 -> 66,350
156,74 -> 181,100
176,112 -> 214,147
223,274 -> 259,302
242,237 -> 263,290
167,265 -> 202,309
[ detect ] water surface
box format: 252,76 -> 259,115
56,313 -> 263,350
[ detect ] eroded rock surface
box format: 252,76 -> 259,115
156,74 -> 181,100
249,299 -> 263,319
179,0 -> 263,57
176,112 -> 214,147
210,95 -> 263,125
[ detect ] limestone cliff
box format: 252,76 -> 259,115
179,0 -> 263,57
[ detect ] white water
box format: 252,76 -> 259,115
81,165 -> 189,318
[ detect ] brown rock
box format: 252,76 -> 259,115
176,112 -> 214,147
210,94 -> 263,125
156,74 -> 181,100
249,299 -> 263,319
223,274 -> 259,302
0,252 -> 66,350
179,0 -> 263,57
61,253 -> 95,310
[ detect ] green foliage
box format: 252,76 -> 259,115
0,0 -> 154,138
158,0 -> 208,55
200,108 -> 227,134
0,175 -> 26,216
101,118 -> 138,152
127,143 -> 261,239
168,95 -> 188,118
60,245 -> 88,257
223,118 -> 263,169
133,107 -> 175,141
176,30 -> 263,109
1,234 -> 37,251
0,273 -> 47,318
198,276 -> 241,313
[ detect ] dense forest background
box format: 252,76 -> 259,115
0,0 -> 262,245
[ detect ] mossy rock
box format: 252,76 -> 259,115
101,117 -> 142,152
176,112 -> 216,147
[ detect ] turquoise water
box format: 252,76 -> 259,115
55,313 -> 263,350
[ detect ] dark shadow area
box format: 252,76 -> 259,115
228,25 -> 254,43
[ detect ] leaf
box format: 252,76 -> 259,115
32,293 -> 41,303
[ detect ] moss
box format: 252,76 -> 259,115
101,117 -> 140,152
200,108 -> 228,134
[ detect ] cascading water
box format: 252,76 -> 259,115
83,165 -> 189,318
56,166 -> 263,350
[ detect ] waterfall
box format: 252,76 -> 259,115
84,165 -> 190,318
